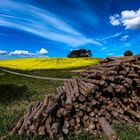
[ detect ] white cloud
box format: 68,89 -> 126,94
121,35 -> 129,41
121,9 -> 140,29
110,8 -> 140,30
109,14 -> 121,26
0,50 -> 7,55
37,48 -> 48,55
9,50 -> 32,56
8,49 -> 48,57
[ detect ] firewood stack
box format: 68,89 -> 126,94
10,55 -> 140,140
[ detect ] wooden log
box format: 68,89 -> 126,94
79,85 -> 88,97
72,78 -> 80,97
45,115 -> 52,130
131,64 -> 140,69
90,111 -> 95,117
133,78 -> 140,87
83,115 -> 89,121
29,124 -> 37,134
33,96 -> 49,121
50,122 -> 59,135
107,84 -> 114,93
27,102 -> 43,125
56,109 -> 61,118
10,117 -> 24,135
62,122 -> 69,134
117,75 -> 125,80
56,86 -> 66,100
78,110 -> 84,117
78,94 -> 86,102
74,124 -> 82,134
99,117 -> 117,140
114,85 -> 126,93
95,92 -> 102,99
96,123 -> 101,130
20,104 -> 33,132
67,80 -> 76,101
86,107 -> 92,113
81,78 -> 106,86
124,66 -> 131,73
87,95 -> 93,101
106,57 -> 119,61
64,81 -> 73,110
99,59 -> 109,63
70,118 -> 76,127
79,104 -> 87,112
107,70 -> 118,75
42,99 -> 58,117
111,110 -> 119,119
102,61 -> 121,67
126,109 -> 140,119
122,56 -> 137,63
91,99 -> 97,106
59,108 -> 67,116
127,73 -> 139,78
78,79 -> 92,93
119,114 -> 133,124
119,70 -> 128,75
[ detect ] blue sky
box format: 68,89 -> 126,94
0,0 -> 140,59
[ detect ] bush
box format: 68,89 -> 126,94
124,50 -> 133,56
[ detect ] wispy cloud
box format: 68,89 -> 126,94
99,32 -> 123,41
0,0 -> 101,47
101,47 -> 108,50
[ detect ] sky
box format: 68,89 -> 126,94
0,0 -> 140,59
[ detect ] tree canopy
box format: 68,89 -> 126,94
67,49 -> 92,58
124,50 -> 133,56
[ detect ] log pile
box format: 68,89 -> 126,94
10,55 -> 140,140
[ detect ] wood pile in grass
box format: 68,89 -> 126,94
10,55 -> 140,140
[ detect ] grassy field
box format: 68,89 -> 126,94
0,58 -> 99,70
0,58 -> 140,140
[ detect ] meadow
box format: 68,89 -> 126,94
0,58 -> 99,70
0,58 -> 140,140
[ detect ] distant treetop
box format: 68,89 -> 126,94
124,50 -> 133,56
67,49 -> 92,58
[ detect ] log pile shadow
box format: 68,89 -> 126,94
0,84 -> 31,104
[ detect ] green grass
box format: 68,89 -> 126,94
8,68 -> 81,78
0,57 -> 99,70
114,123 -> 140,140
0,64 -> 140,139
0,70 -> 63,138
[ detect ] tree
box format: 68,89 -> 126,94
124,50 -> 133,56
67,49 -> 92,58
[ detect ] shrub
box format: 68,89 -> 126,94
124,50 -> 133,56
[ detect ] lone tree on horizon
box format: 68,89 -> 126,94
67,49 -> 92,58
124,50 -> 133,56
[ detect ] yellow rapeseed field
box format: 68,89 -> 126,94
0,58 -> 99,70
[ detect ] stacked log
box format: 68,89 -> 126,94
10,55 -> 140,140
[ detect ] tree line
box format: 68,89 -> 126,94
67,49 -> 133,58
